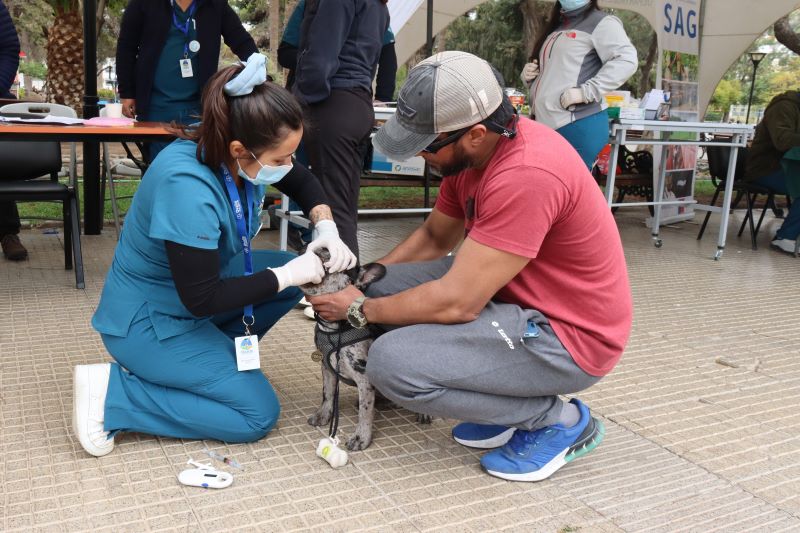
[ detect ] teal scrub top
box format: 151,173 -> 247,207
150,2 -> 201,112
92,139 -> 265,340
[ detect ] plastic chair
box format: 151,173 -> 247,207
0,102 -> 78,187
697,144 -> 779,250
0,134 -> 84,288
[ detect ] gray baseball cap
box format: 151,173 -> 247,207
374,51 -> 504,161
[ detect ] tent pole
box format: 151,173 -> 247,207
82,0 -> 102,234
426,0 -> 433,56
83,0 -> 98,120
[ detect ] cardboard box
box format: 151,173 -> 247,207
370,147 -> 425,176
370,106 -> 425,176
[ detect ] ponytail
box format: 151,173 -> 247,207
172,64 -> 304,169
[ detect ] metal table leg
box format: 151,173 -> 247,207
715,137 -> 741,260
605,129 -> 623,206
651,144 -> 668,248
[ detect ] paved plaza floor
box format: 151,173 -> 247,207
1,207 -> 799,532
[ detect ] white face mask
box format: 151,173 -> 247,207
560,0 -> 590,12
237,151 -> 293,186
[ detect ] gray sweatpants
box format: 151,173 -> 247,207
365,257 -> 600,431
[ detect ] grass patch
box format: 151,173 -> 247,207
17,178 -> 139,225
14,177 -> 728,226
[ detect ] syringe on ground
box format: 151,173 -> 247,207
201,448 -> 243,469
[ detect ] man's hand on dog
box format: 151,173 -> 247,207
308,285 -> 364,322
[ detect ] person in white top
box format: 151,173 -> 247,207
521,0 -> 637,169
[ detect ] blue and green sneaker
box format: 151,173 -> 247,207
479,398 -> 604,482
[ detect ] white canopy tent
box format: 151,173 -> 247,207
389,0 -> 800,115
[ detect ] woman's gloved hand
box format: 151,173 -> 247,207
519,60 -> 540,87
560,87 -> 586,110
305,220 -> 357,273
269,251 -> 325,291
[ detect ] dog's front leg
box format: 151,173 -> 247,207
308,363 -> 336,427
346,377 -> 375,451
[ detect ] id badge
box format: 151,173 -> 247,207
179,58 -> 194,78
235,335 -> 260,371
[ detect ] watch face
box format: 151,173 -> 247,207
347,299 -> 367,328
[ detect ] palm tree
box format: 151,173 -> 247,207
44,0 -> 84,115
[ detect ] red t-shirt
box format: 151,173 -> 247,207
436,117 -> 632,376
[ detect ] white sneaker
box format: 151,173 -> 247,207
73,363 -> 115,457
299,297 -> 312,307
303,306 -> 315,320
771,238 -> 798,255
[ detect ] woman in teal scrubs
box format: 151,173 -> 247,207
72,60 -> 356,457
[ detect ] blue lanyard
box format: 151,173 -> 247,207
220,164 -> 255,326
172,0 -> 197,58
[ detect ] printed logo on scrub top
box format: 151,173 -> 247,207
239,337 -> 254,352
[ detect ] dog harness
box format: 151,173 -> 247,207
314,321 -> 377,387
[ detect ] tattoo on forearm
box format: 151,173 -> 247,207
309,205 -> 333,226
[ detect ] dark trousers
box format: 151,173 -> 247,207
302,88 -> 374,258
0,201 -> 20,235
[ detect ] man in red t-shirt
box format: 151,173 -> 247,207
308,51 -> 632,482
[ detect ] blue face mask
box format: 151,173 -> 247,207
238,151 -> 293,186
560,0 -> 590,12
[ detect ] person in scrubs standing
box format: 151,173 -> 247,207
73,58 -> 357,457
116,0 -> 258,160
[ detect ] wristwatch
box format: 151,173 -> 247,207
346,296 -> 368,328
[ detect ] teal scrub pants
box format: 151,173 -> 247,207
101,250 -> 302,443
556,110 -> 610,170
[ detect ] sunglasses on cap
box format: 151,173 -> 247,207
422,111 -> 519,154
422,127 -> 471,154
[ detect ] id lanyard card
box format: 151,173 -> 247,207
172,0 -> 198,78
220,165 -> 260,371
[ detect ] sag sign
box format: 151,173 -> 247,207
662,2 -> 698,38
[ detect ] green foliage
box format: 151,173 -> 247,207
612,9 -> 657,97
18,60 -> 47,79
97,88 -> 115,100
445,2 -> 657,98
5,0 -> 53,62
708,78 -> 743,118
445,1 -> 526,90
711,13 -> 800,117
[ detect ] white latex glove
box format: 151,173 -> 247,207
520,60 -> 539,87
224,53 -> 268,96
305,219 -> 357,273
560,87 -> 586,110
269,251 -> 325,292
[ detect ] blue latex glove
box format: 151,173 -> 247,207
224,53 -> 268,97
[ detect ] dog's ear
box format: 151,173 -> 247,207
355,262 -> 387,290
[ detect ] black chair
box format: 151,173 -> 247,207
0,141 -> 84,289
697,144 -> 782,250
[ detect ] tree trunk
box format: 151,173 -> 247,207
269,0 -> 280,80
775,15 -> 800,55
45,1 -> 84,115
520,0 -> 548,61
96,0 -> 107,37
638,33 -> 658,97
